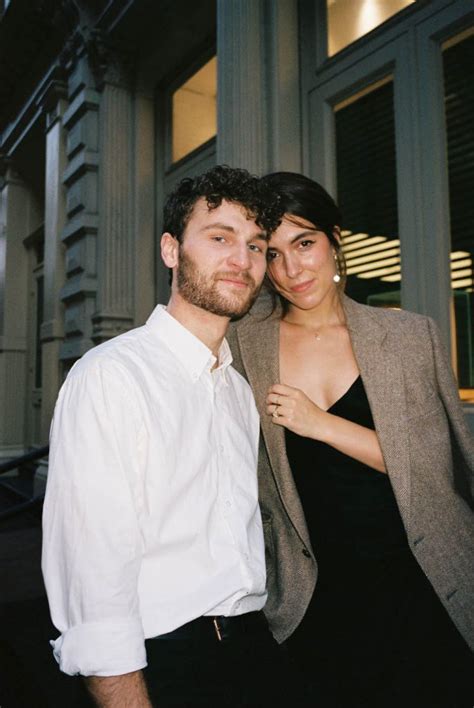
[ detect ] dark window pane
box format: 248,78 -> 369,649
335,81 -> 400,308
443,32 -> 474,394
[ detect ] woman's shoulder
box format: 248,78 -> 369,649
344,296 -> 431,334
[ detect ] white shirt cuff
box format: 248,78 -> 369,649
51,618 -> 147,677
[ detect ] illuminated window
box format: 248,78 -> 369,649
443,29 -> 474,399
327,0 -> 415,56
172,56 -> 217,164
335,79 -> 400,309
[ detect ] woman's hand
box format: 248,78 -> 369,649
266,383 -> 329,440
266,382 -> 387,472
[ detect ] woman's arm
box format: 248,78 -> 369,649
267,383 -> 386,473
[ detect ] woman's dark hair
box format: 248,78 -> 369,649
261,172 -> 346,307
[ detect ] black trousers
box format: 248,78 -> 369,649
143,612 -> 290,707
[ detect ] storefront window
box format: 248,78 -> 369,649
443,29 -> 474,399
335,80 -> 400,308
327,0 -> 415,56
172,56 -> 217,164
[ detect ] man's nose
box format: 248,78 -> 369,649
228,243 -> 251,269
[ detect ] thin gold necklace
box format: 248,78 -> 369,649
283,319 -> 324,340
283,317 -> 345,341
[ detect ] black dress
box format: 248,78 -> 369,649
284,376 -> 473,708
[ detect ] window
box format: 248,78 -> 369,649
327,0 -> 415,56
443,29 -> 474,399
335,80 -> 400,308
171,56 -> 217,164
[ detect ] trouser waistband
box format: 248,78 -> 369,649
151,610 -> 268,643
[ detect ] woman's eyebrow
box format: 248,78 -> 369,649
289,230 -> 318,244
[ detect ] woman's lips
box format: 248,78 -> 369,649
290,279 -> 315,293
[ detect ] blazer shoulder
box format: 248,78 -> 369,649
353,300 -> 432,339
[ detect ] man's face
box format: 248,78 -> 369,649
172,199 -> 268,319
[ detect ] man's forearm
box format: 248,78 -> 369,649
85,669 -> 152,707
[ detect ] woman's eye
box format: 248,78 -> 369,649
212,236 -> 226,243
266,251 -> 278,261
299,240 -> 314,249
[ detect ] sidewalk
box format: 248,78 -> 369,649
0,510 -> 91,708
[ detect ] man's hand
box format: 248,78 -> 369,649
85,670 -> 152,707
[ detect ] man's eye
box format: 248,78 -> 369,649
248,243 -> 264,253
212,236 -> 226,243
266,251 -> 278,261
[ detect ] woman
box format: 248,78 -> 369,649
228,172 -> 474,706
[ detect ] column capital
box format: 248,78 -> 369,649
0,154 -> 22,187
36,70 -> 69,130
60,26 -> 134,92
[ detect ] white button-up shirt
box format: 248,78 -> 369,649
42,305 -> 267,677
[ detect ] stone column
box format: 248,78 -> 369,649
39,78 -> 68,443
216,0 -> 301,174
0,162 -> 42,458
92,62 -> 134,343
60,40 -> 100,363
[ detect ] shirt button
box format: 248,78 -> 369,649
225,500 -> 232,508
219,444 -> 225,453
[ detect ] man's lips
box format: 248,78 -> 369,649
290,279 -> 315,293
216,274 -> 254,289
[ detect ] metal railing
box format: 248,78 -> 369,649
0,445 -> 49,522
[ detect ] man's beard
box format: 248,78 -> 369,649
176,248 -> 260,319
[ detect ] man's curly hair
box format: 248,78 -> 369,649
163,165 -> 283,241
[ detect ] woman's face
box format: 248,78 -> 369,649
266,214 -> 340,312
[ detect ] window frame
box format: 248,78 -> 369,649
301,0 -> 474,413
163,47 -> 217,171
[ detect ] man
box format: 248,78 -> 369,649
42,166 -> 285,707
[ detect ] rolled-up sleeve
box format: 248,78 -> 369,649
42,359 -> 147,676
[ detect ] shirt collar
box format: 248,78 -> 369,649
146,304 -> 233,382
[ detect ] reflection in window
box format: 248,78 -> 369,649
327,0 -> 415,56
443,30 -> 474,399
172,56 -> 217,164
335,80 -> 400,309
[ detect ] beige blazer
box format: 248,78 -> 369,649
228,294 -> 474,649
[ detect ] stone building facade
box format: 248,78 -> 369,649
0,0 -> 473,459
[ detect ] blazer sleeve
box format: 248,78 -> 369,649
427,316 -> 474,502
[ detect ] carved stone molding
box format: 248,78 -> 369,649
60,25 -> 134,91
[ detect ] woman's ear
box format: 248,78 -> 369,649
333,226 -> 342,245
161,233 -> 179,268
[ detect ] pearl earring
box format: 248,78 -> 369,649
333,251 -> 341,283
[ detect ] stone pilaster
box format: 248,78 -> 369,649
216,0 -> 268,173
59,36 -> 100,363
216,0 -> 301,174
0,162 -> 42,458
92,74 -> 134,343
38,76 -> 68,441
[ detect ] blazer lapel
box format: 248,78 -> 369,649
343,296 -> 411,521
236,309 -> 312,549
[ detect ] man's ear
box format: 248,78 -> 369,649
161,233 -> 179,268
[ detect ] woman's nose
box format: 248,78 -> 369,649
284,255 -> 303,278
